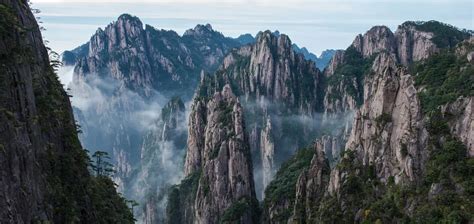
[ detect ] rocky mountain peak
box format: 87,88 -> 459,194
171,84 -> 258,223
117,13 -> 143,25
352,25 -> 396,58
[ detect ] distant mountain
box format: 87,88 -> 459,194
235,33 -> 255,45
292,44 -> 338,70
63,14 -> 248,223
67,15 -> 242,97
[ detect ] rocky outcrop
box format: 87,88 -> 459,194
65,15 -> 245,218
260,117 -> 275,191
290,139 -> 331,223
352,26 -> 397,58
263,21 -> 472,223
0,0 -> 132,223
342,52 -> 428,184
195,31 -> 326,198
322,21 -> 449,115
173,85 -> 258,224
200,31 -> 324,114
324,50 -> 345,77
395,23 -> 438,66
441,97 -> 474,156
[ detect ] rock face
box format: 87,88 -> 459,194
260,117 -> 275,189
344,52 -> 428,184
63,15 -> 247,222
0,0 -> 132,223
441,97 -> 474,156
290,139 -> 331,223
395,23 -> 438,66
71,15 -> 240,96
171,85 -> 258,224
196,31 -> 325,198
263,21 -> 473,223
201,31 -> 323,114
352,26 -> 397,58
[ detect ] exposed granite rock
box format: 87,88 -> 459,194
441,97 -> 474,156
260,117 -> 275,191
199,31 -> 323,114
177,85 -> 258,223
343,52 -> 429,184
71,15 -> 240,97
195,31 -> 326,198
324,50 -> 345,77
395,23 -> 438,66
352,26 -> 397,58
290,139 -> 331,223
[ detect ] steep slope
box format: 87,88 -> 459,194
263,21 -> 473,223
70,15 -> 240,96
63,15 -> 245,221
196,31 -> 327,198
168,85 -> 259,224
0,0 -> 132,223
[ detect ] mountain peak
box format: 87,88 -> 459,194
117,13 -> 142,24
184,23 -> 216,36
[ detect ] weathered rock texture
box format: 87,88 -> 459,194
63,15 -> 247,223
196,31 -> 326,198
263,21 -> 473,223
172,85 -> 258,224
71,15 -> 240,96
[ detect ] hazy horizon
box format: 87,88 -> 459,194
31,0 -> 473,56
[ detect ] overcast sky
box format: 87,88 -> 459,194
31,0 -> 473,56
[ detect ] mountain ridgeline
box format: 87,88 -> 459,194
57,10 -> 474,224
0,0 -> 133,223
63,15 -> 250,223
67,14 -> 241,97
170,20 -> 473,223
62,13 -> 340,223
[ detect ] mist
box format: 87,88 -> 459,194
58,66 -> 191,223
240,97 -> 354,199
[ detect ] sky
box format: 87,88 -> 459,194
31,0 -> 473,56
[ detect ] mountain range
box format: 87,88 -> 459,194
0,1 -> 473,223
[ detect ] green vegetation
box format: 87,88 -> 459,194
402,21 -> 472,48
161,96 -> 185,121
325,46 -> 375,106
263,148 -> 314,221
0,2 -> 136,223
166,170 -> 201,224
374,113 -> 392,128
0,4 -> 19,37
217,101 -> 234,126
221,197 -> 253,223
412,49 -> 474,113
